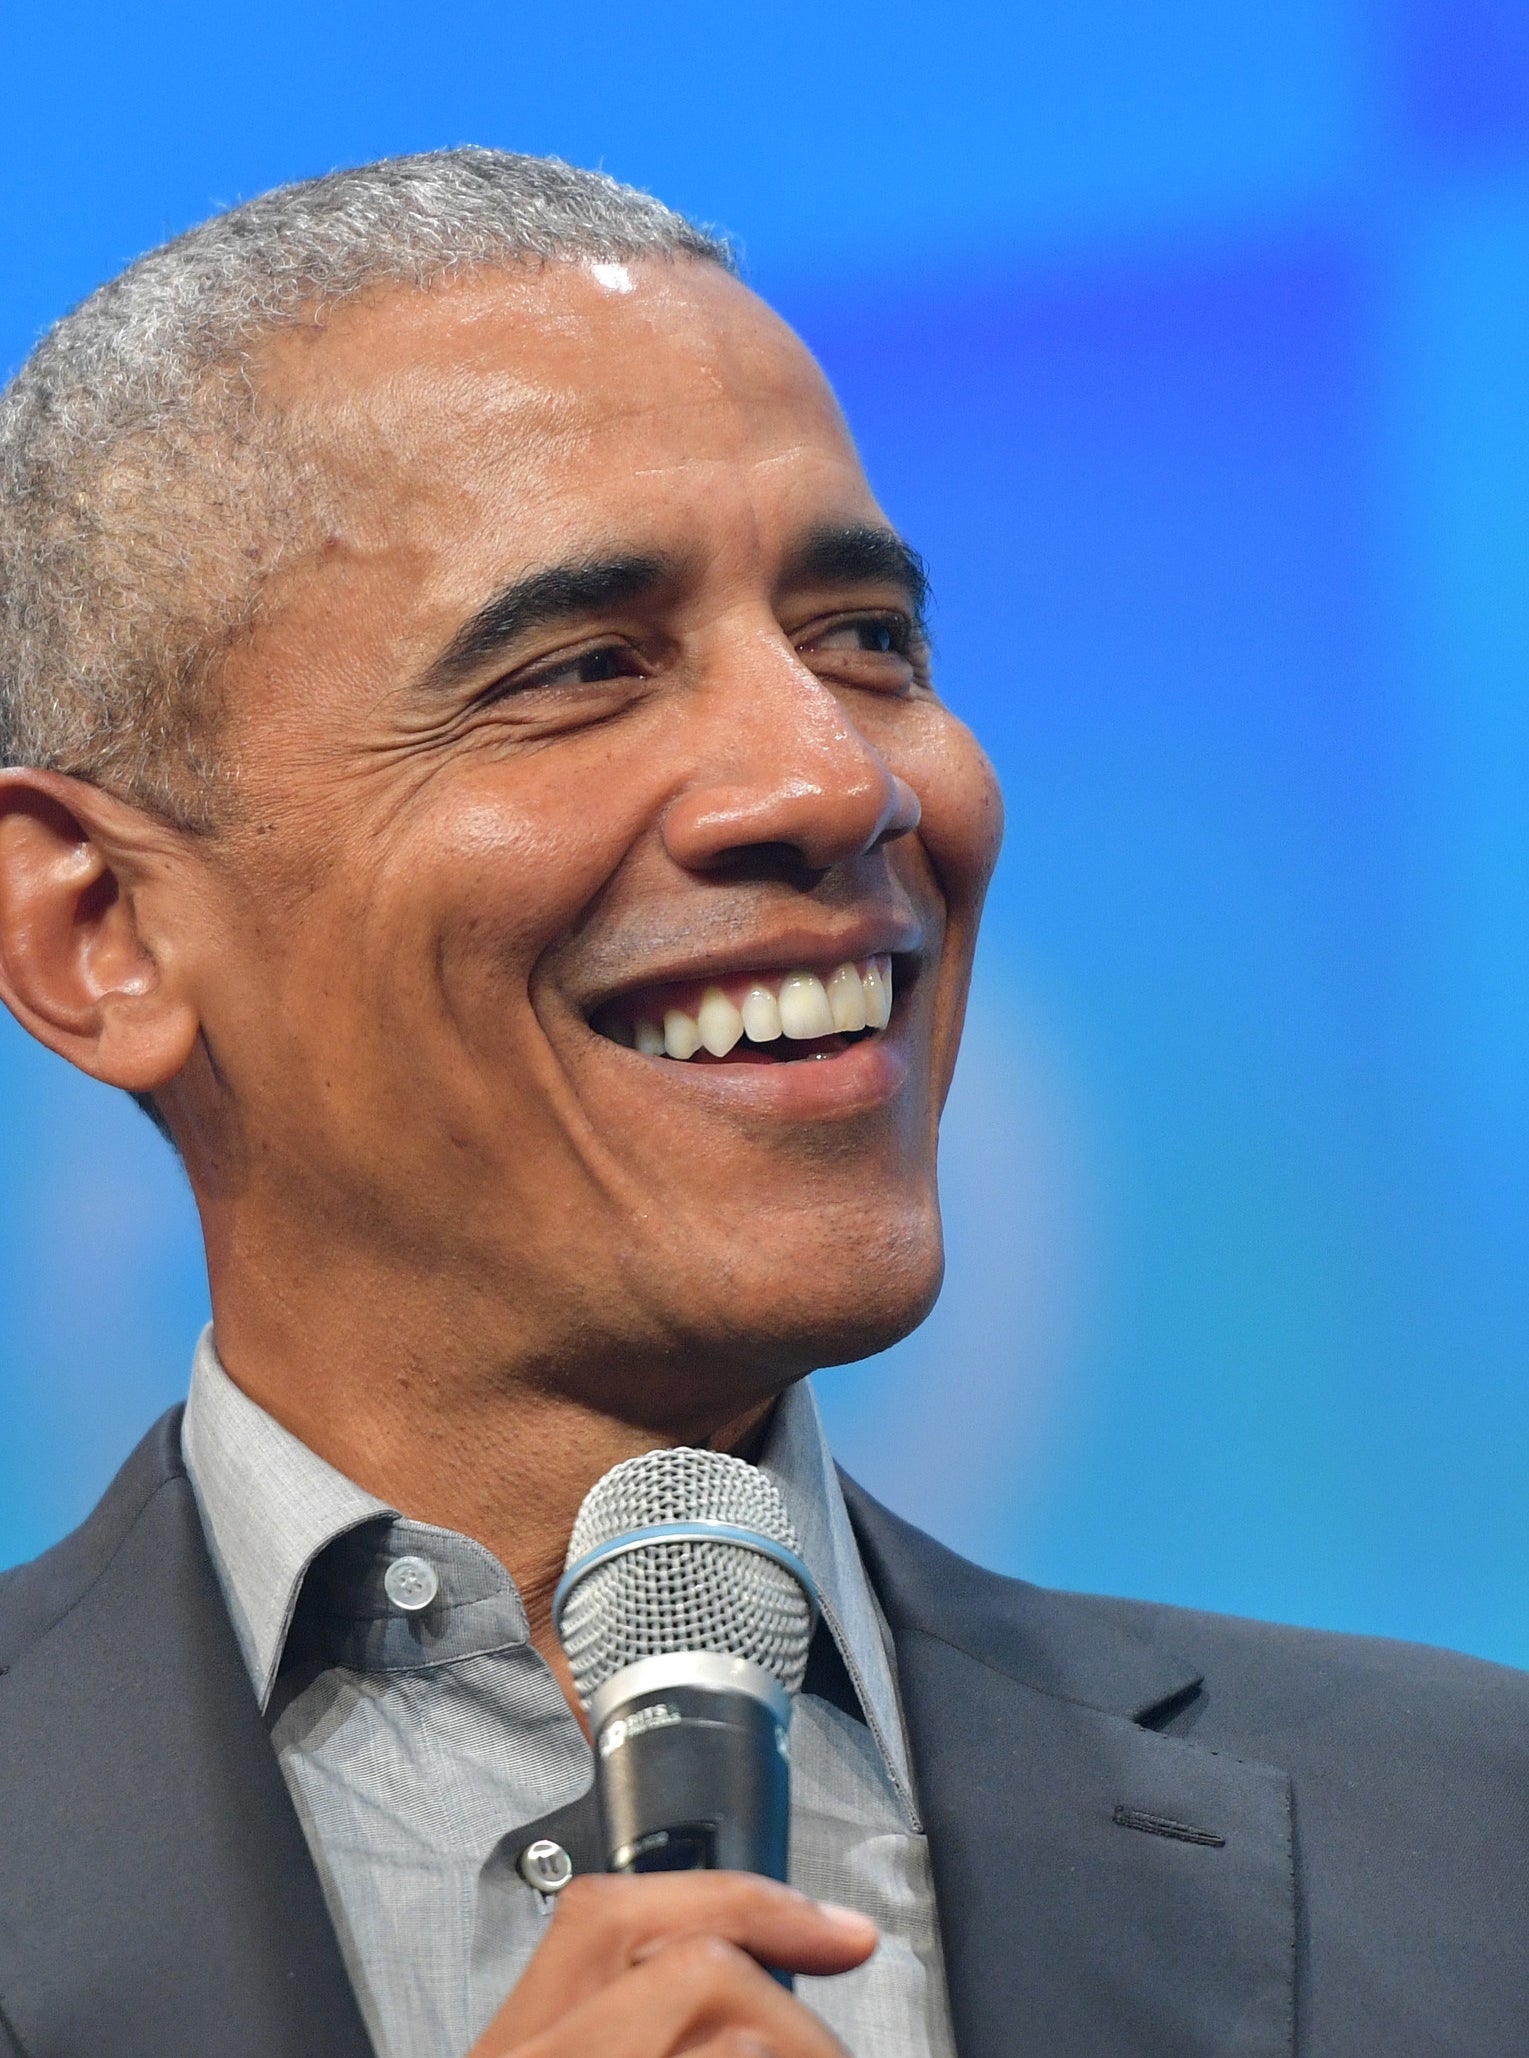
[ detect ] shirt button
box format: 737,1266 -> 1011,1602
518,1839 -> 574,1895
384,1554 -> 439,1613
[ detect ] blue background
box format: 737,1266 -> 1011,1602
3,2 -> 1527,1666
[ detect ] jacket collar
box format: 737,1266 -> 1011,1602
843,1477 -> 1297,2058
842,1471 -> 1204,1722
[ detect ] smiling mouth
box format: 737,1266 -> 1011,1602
592,954 -> 896,1065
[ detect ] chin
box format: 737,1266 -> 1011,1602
710,1221 -> 946,1380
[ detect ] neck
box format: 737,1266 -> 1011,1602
202,1249 -> 781,1681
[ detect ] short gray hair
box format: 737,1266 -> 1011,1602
0,148 -> 729,827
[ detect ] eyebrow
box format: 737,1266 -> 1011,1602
419,521 -> 930,695
780,522 -> 931,627
420,552 -> 675,692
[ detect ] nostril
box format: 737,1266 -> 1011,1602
695,841 -> 828,887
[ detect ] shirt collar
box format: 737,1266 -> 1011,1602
757,1376 -> 921,1825
182,1326 -> 392,1707
182,1327 -> 919,1824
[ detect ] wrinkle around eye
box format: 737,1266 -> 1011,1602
374,663 -> 656,767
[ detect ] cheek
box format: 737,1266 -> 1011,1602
427,792 -> 605,936
386,787 -> 630,1024
386,767 -> 682,1079
902,713 -> 1004,923
242,777 -> 636,1051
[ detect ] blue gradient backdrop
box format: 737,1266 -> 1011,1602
4,2 -> 1527,1665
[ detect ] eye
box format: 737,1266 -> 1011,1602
533,642 -> 645,688
483,639 -> 646,703
796,610 -> 924,695
807,615 -> 912,656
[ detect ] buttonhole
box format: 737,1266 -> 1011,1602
1112,1803 -> 1225,1847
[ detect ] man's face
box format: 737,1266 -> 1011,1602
177,258 -> 1001,1429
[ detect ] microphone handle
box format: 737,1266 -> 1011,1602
595,1679 -> 790,1878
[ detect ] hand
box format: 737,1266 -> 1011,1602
469,1871 -> 878,2057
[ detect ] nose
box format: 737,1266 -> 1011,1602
661,658 -> 921,878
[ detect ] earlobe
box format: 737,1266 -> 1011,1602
0,768 -> 201,1093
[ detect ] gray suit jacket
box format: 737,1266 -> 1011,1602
0,1410 -> 1525,2055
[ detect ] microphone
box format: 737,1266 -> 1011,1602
553,1447 -> 817,1882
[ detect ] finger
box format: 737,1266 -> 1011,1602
631,1897 -> 876,1975
490,1872 -> 874,2044
481,1932 -> 850,2058
562,1870 -> 876,1970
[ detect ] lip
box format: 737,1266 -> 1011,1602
575,912 -> 925,1023
588,1001 -> 913,1119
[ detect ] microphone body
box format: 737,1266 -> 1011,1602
553,1450 -> 816,1888
591,1653 -> 789,1877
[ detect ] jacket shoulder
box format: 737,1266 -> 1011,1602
0,1408 -> 185,1670
843,1471 -> 1529,1738
1074,1585 -> 1529,1757
1080,1584 -> 1529,1699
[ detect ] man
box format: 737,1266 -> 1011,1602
0,148 -> 1522,2058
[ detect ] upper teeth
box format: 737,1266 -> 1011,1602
627,957 -> 893,1061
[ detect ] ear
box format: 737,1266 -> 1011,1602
0,767 -> 202,1094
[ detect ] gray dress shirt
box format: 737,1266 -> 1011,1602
181,1331 -> 955,2058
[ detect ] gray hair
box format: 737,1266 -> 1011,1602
0,147 -> 730,828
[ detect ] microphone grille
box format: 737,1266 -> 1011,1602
557,1447 -> 814,1708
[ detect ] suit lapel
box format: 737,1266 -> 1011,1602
845,1482 -> 1295,2058
0,1412 -> 374,2058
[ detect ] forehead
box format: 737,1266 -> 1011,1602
260,259 -> 872,561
